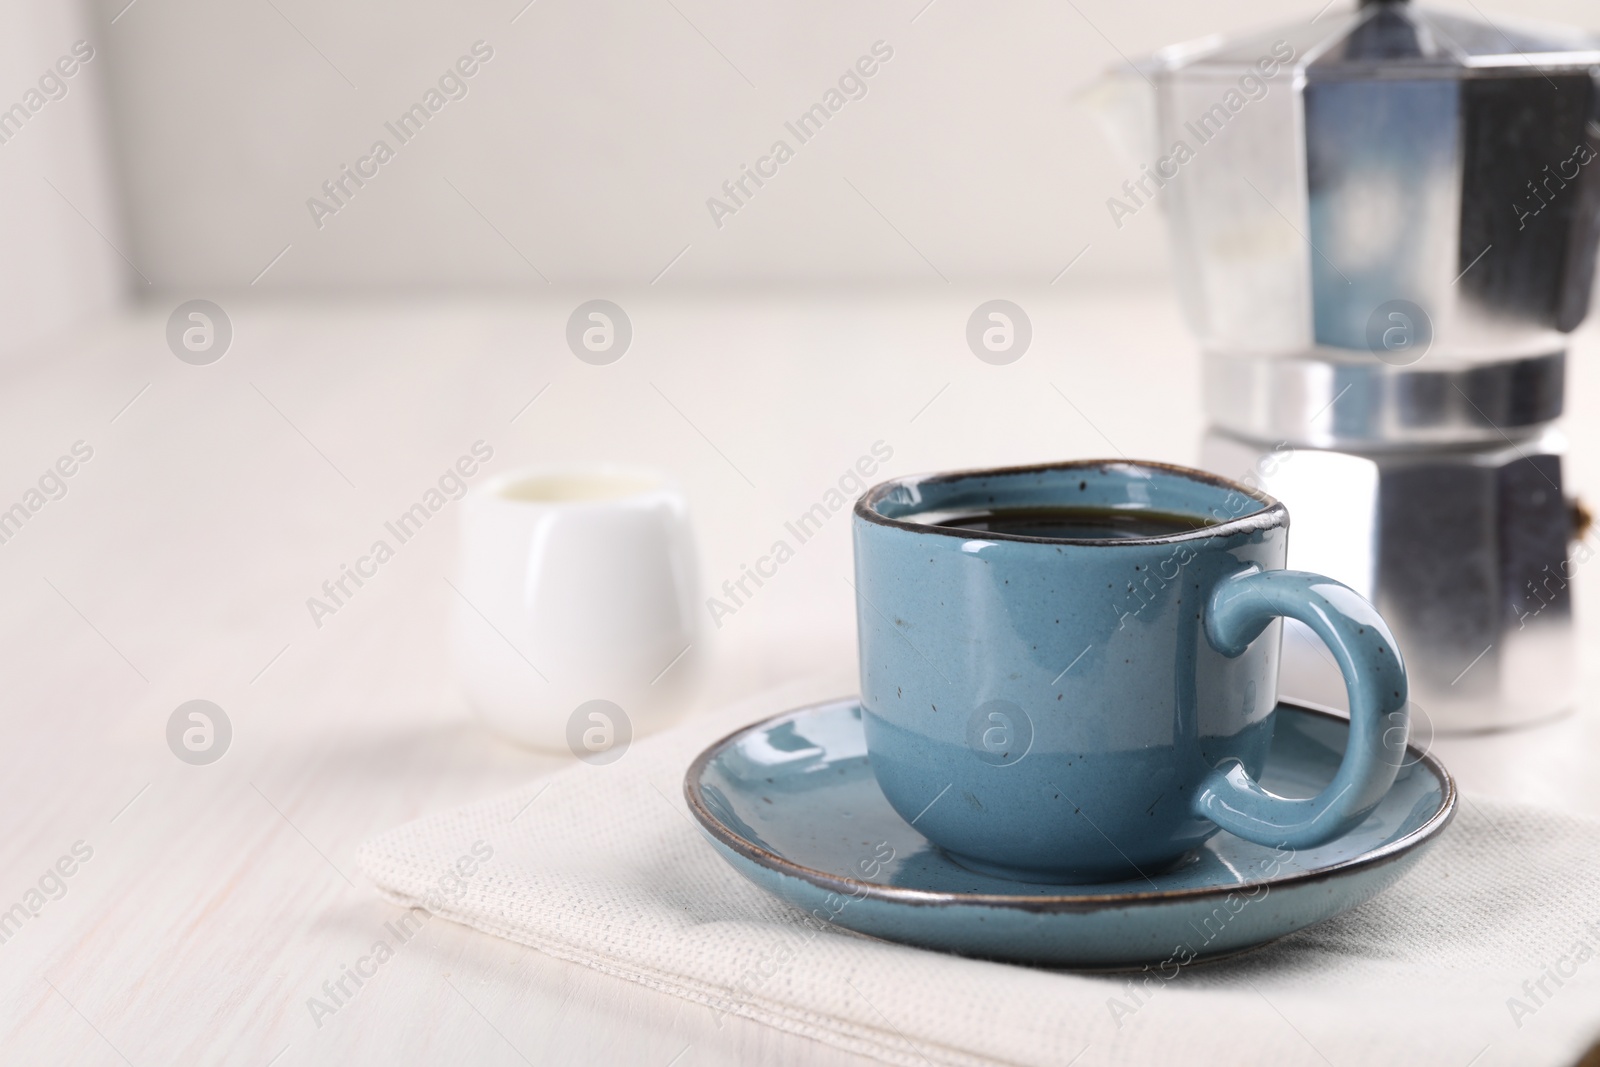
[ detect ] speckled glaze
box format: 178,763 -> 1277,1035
684,698 -> 1454,968
852,460 -> 1409,883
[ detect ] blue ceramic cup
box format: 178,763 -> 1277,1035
852,460 -> 1408,884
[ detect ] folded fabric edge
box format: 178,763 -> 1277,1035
363,881 -> 1010,1067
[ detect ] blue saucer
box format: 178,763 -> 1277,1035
685,697 -> 1455,969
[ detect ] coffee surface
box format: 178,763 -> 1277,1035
922,504 -> 1218,540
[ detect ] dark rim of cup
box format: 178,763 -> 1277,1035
854,458 -> 1287,547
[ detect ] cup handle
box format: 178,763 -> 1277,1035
1192,567 -> 1408,850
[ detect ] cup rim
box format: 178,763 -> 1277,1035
475,463 -> 679,509
854,458 -> 1286,547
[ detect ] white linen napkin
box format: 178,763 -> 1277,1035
357,680 -> 1600,1067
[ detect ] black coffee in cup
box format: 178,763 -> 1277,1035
922,505 -> 1219,541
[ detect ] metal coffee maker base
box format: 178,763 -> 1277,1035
1202,428 -> 1576,733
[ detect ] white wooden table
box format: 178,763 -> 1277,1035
3,287 -> 1596,1065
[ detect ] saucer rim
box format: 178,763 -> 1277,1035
683,696 -> 1457,914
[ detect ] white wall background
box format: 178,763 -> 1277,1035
75,0 -> 1598,297
2,0 -> 1595,319
0,1 -> 123,355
